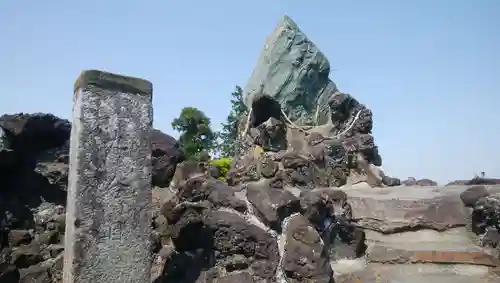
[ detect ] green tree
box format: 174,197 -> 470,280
217,86 -> 248,157
172,107 -> 215,161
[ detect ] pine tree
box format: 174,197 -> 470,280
172,107 -> 215,161
218,86 -> 247,157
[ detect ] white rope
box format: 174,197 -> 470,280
331,108 -> 364,138
240,107 -> 253,139
281,108 -> 364,138
240,106 -> 364,140
280,109 -> 312,132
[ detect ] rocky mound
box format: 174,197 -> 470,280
155,161 -> 364,282
0,112 -> 183,282
153,16 -> 500,283
447,177 -> 500,186
227,16 -> 399,190
155,163 -> 500,282
402,177 -> 438,186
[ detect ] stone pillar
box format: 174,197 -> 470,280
63,70 -> 153,283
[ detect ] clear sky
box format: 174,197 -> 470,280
0,1 -> 498,183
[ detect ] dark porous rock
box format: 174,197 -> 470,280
481,227 -> 500,249
10,244 -> 44,269
35,230 -> 59,246
151,129 -> 184,187
379,171 -> 401,187
17,254 -> 62,283
299,189 -> 366,261
19,265 -> 51,283
228,139 -> 350,190
447,177 -> 500,186
152,215 -> 170,247
161,174 -> 247,229
0,114 -> 72,233
246,181 -> 301,231
402,177 -> 438,186
156,249 -> 215,283
174,176 -> 246,213
205,211 -> 279,281
36,139 -> 69,165
34,162 -> 69,192
161,201 -> 212,251
467,178 -> 500,185
299,189 -> 350,230
258,155 -> 279,178
0,264 -> 19,283
47,244 -> 64,258
158,206 -> 280,282
11,169 -> 67,211
382,176 -> 401,187
281,214 -> 332,283
206,181 -> 247,213
460,185 -> 490,207
471,194 -> 500,236
170,161 -> 220,188
0,113 -> 70,161
0,127 -> 17,170
7,230 -> 32,247
0,228 -> 8,248
158,158 -> 285,282
327,223 -> 366,261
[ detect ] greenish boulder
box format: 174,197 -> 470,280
243,15 -> 338,127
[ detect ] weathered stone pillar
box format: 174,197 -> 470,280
63,70 -> 153,283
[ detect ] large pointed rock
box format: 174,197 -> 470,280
232,16 -> 393,189
243,15 -> 337,127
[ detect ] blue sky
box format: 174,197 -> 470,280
0,1 -> 498,183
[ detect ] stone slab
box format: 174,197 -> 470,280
364,228 -> 483,252
366,245 -> 500,267
343,185 -> 500,233
333,263 -> 500,283
63,70 -> 153,283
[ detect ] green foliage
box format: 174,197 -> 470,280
172,107 -> 215,161
217,86 -> 248,158
210,157 -> 233,181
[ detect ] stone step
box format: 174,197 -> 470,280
334,263 -> 500,283
364,228 -> 487,252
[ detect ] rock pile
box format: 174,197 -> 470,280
402,177 -> 438,186
227,16 -> 400,190
155,161 -> 364,282
0,113 -> 182,282
154,16 -> 500,283
447,177 -> 500,186
155,168 -> 500,282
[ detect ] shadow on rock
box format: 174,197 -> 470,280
154,249 -> 215,283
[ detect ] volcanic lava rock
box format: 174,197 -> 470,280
246,181 -> 301,232
281,214 -> 333,283
229,16 -> 390,190
403,177 -> 438,186
151,129 -> 184,187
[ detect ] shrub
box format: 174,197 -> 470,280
210,157 -> 233,181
